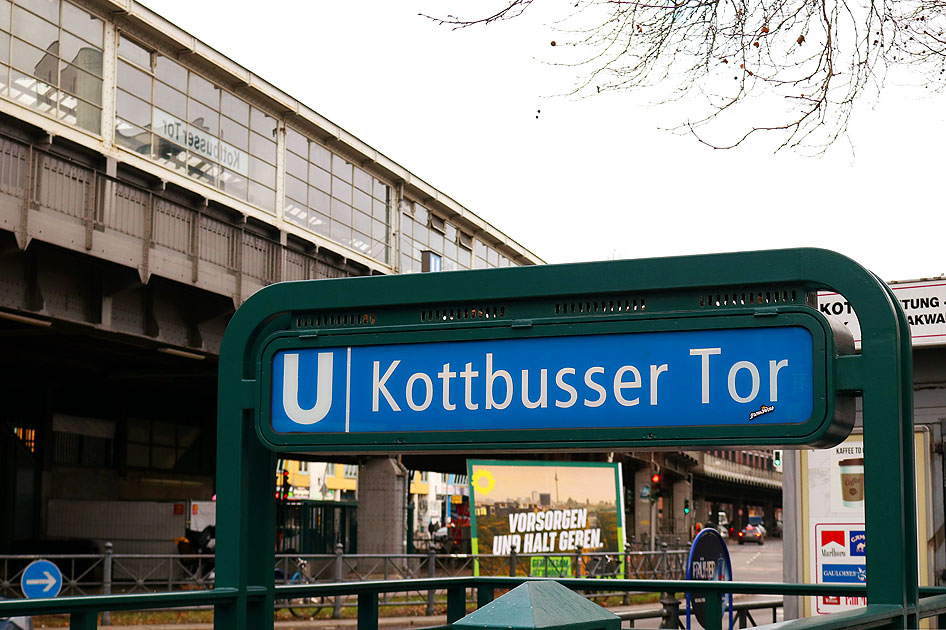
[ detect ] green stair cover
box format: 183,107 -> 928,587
453,581 -> 620,629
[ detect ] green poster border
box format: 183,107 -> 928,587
467,458 -> 626,577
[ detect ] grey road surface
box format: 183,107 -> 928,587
730,537 -> 784,583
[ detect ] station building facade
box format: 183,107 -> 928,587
0,0 -> 541,553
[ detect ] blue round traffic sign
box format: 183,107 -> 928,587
685,528 -> 733,630
21,559 -> 62,598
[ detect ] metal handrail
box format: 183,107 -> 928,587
4,577 -> 943,628
0,586 -> 238,617
615,597 -> 784,627
1,548 -> 689,601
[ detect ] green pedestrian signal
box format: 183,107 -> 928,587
773,450 -> 783,467
684,499 -> 691,514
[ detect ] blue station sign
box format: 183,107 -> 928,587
272,326 -> 813,434
255,305 -> 852,452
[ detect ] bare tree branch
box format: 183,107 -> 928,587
429,0 -> 946,149
420,1 -> 534,28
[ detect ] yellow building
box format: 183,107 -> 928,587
275,460 -> 311,498
324,464 -> 358,500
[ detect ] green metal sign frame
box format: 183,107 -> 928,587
213,248 -> 919,630
257,309 -> 848,451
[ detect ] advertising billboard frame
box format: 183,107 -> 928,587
796,429 -> 935,619
255,308 -> 850,453
466,459 -> 626,578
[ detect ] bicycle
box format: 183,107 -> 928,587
275,558 -> 327,618
586,553 -> 622,578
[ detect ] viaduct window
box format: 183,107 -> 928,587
125,418 -> 199,471
475,239 -> 510,269
284,127 -> 391,263
12,425 -> 35,452
1,0 -> 104,134
399,201 -> 508,273
51,414 -> 115,467
115,35 -> 277,213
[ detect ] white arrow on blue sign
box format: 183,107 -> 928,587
21,559 -> 62,598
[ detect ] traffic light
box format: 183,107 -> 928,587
684,499 -> 691,514
648,468 -> 662,501
281,469 -> 290,500
773,450 -> 783,467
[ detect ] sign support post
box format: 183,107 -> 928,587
214,376 -> 277,629
858,279 -> 917,625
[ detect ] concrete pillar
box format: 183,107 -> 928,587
734,499 -> 746,533
672,479 -> 691,540
633,467 -> 654,543
763,500 -> 776,531
356,458 -> 407,563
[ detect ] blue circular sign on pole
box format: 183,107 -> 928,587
685,528 -> 733,630
21,559 -> 62,599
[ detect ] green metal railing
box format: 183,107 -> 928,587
3,577 -> 946,630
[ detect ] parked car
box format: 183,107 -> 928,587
431,526 -> 449,552
737,524 -> 764,545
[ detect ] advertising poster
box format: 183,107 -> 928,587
802,431 -> 933,617
467,460 -> 625,577
806,436 -> 867,615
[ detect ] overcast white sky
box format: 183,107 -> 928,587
141,1 -> 945,282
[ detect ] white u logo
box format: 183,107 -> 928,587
282,352 -> 333,425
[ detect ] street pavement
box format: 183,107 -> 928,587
729,537 -> 784,583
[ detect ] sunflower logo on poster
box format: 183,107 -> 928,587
467,460 -> 626,577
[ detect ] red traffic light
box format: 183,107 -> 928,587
651,472 -> 661,484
